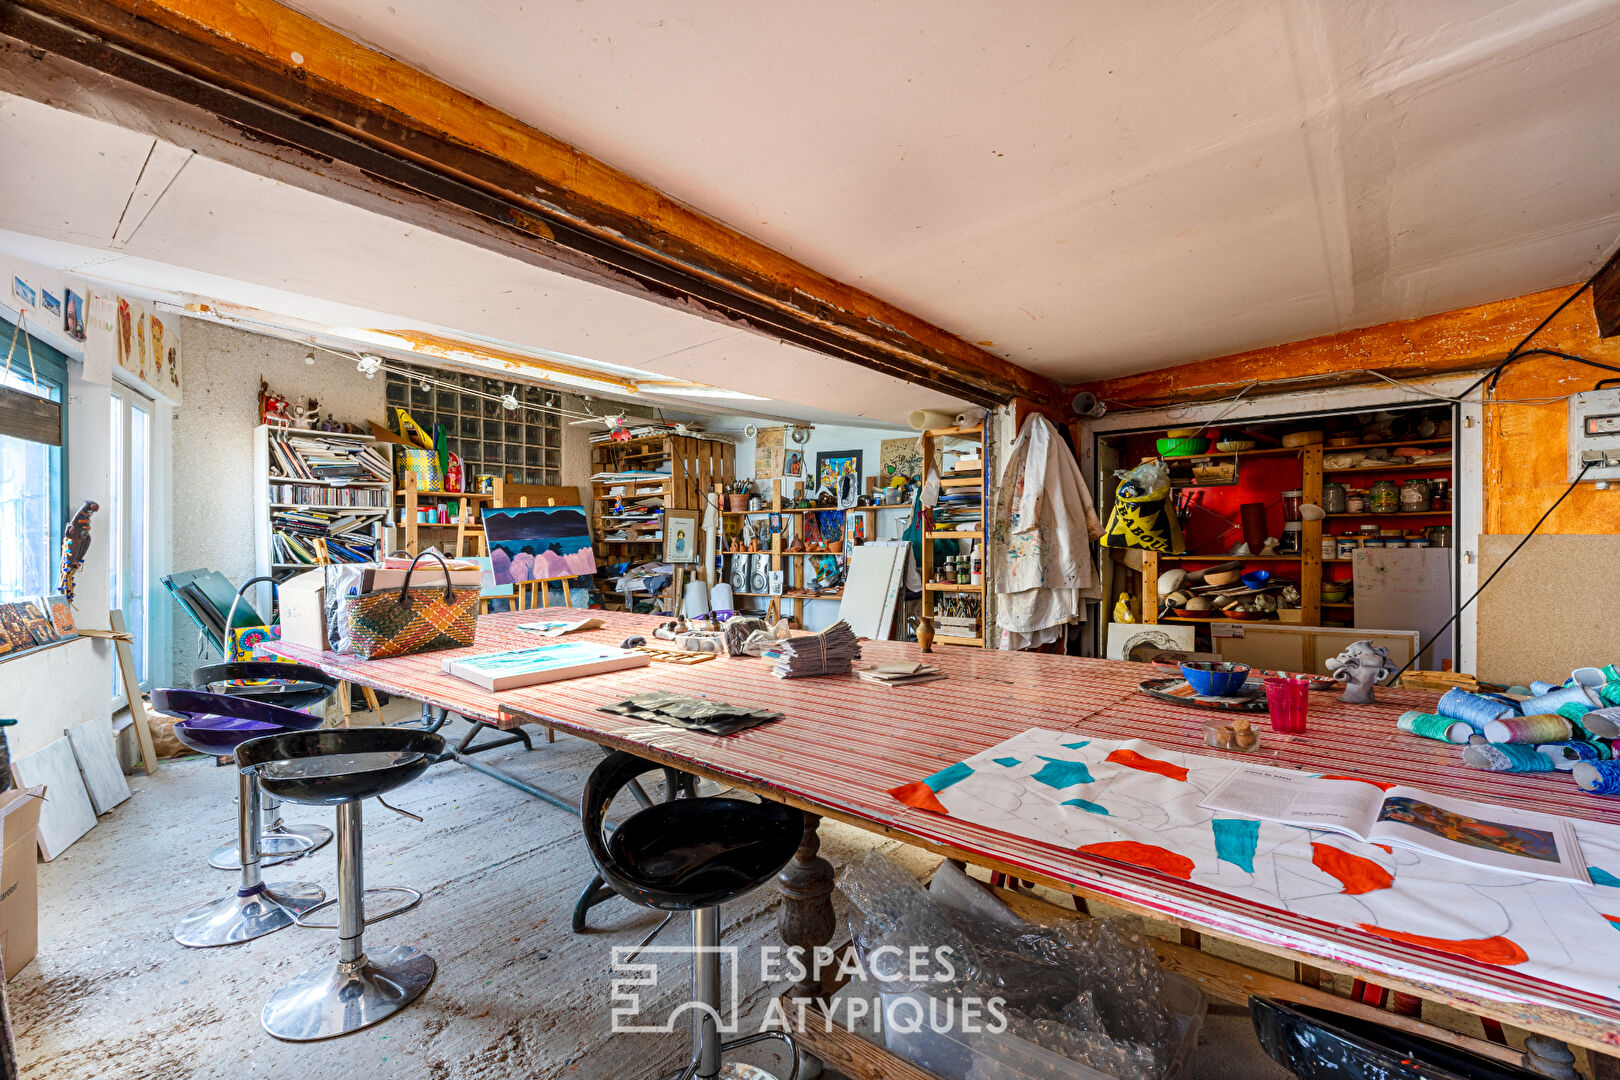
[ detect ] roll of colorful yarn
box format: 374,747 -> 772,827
1484,714 -> 1574,745
1437,687 -> 1514,730
1531,680 -> 1562,697
1397,711 -> 1473,743
1537,740 -> 1608,770
1522,685 -> 1598,717
1574,759 -> 1620,796
1463,743 -> 1555,773
1582,706 -> 1620,739
1602,683 -> 1620,707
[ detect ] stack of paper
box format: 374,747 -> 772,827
772,620 -> 861,678
856,661 -> 945,687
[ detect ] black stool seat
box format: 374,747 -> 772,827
236,728 -> 445,805
583,751 -> 803,911
193,660 -> 337,712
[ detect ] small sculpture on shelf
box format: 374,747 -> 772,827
259,380 -> 291,428
1326,640 -> 1399,704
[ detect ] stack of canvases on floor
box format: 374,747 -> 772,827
992,414 -> 1102,649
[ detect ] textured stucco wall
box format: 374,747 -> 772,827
558,393 -> 594,499
168,320 -> 385,681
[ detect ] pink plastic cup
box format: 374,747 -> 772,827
1265,677 -> 1311,735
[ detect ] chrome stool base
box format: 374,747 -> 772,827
261,945 -> 436,1041
173,882 -> 325,948
209,823 -> 332,870
662,1062 -> 787,1080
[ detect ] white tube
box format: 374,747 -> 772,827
908,409 -> 956,431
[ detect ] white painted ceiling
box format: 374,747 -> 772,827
0,92 -> 962,428
286,0 -> 1620,381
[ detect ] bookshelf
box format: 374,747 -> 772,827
918,422 -> 988,648
253,425 -> 392,607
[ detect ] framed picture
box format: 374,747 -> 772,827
63,289 -> 86,341
664,512 -> 699,563
46,594 -> 78,640
815,449 -> 862,495
784,449 -> 804,477
482,505 -> 598,585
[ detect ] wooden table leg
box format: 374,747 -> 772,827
778,814 -> 836,1000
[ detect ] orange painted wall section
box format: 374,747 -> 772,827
1075,286 -> 1620,535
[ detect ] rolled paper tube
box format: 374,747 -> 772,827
709,584 -> 735,612
1463,743 -> 1555,773
1574,760 -> 1620,796
908,409 -> 957,431
1437,687 -> 1513,729
1397,711 -> 1473,743
681,579 -> 711,619
1582,706 -> 1620,739
1573,667 -> 1607,689
1522,685 -> 1598,717
1484,714 -> 1574,745
1531,680 -> 1561,697
1537,741 -> 1607,770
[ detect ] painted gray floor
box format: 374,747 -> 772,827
14,712 -> 1293,1079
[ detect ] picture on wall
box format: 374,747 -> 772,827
664,512 -> 698,563
815,449 -> 863,495
880,436 -> 923,485
11,277 -> 34,308
41,291 -> 61,317
63,290 -> 85,341
483,505 -> 598,586
784,449 -> 804,477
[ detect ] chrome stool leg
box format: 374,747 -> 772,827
209,787 -> 332,870
663,905 -> 798,1080
174,768 -> 324,948
261,799 -> 435,1041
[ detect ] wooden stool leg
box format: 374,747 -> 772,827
339,680 -> 352,728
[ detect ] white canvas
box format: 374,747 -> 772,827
12,737 -> 97,860
838,545 -> 907,640
65,716 -> 132,815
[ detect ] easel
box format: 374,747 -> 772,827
508,494 -> 570,610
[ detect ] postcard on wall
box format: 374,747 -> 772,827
11,277 -> 35,308
40,291 -> 61,317
63,289 -> 86,342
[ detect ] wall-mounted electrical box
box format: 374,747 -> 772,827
1568,388 -> 1620,482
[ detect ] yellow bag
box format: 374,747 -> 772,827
1100,464 -> 1184,553
400,446 -> 444,492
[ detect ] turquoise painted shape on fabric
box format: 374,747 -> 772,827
1061,741 -> 1091,750
993,757 -> 1021,768
1212,818 -> 1260,873
1062,797 -> 1109,815
924,761 -> 974,793
1590,866 -> 1620,888
1031,756 -> 1094,788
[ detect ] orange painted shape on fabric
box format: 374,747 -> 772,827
1105,749 -> 1188,782
887,781 -> 950,815
1080,840 -> 1195,880
1358,925 -> 1529,966
1311,842 -> 1394,894
1322,774 -> 1396,791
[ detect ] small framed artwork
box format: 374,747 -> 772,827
784,449 -> 804,477
815,449 -> 862,495
46,594 -> 78,640
664,512 -> 698,563
768,512 -> 782,535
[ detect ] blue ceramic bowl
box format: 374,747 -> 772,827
1240,570 -> 1271,590
1181,661 -> 1252,697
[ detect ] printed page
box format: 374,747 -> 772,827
1199,769 -> 1381,839
1370,786 -> 1589,884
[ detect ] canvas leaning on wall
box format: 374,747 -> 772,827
483,505 -> 598,586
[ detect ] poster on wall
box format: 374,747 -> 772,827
754,425 -> 785,479
816,449 -> 863,495
63,289 -> 86,341
880,436 -> 923,485
107,294 -> 182,402
484,505 -> 598,586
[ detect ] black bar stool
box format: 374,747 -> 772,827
192,660 -> 338,869
238,726 -> 444,1041
154,684 -> 332,948
582,752 -> 803,1080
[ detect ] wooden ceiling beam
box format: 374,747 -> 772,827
0,0 -> 1060,409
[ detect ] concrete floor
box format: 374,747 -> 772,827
14,709 -> 1295,1079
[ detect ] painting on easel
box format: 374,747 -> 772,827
484,505 -> 598,586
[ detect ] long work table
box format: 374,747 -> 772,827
270,608 -> 1620,1074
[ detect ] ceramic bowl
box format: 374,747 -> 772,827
1157,436 -> 1210,457
1215,439 -> 1256,452
1239,570 -> 1271,590
1166,427 -> 1200,438
1181,661 -> 1252,697
1321,587 -> 1349,603
1203,569 -> 1243,588
1173,607 -> 1204,619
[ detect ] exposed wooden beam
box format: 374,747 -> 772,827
1067,285 -> 1590,410
0,0 -> 1060,409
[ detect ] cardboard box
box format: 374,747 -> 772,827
275,569 -> 327,651
0,787 -> 44,979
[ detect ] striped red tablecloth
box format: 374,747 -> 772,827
269,610 -> 1620,1038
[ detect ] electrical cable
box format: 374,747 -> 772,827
1392,460 -> 1594,680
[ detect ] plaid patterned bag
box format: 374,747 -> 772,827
340,551 -> 478,660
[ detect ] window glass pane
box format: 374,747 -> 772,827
129,402 -> 150,684
0,350 -> 63,606
108,394 -> 123,697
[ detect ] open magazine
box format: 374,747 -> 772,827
1200,768 -> 1590,885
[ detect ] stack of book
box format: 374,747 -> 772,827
772,620 -> 861,679
272,509 -> 381,565
270,434 -> 390,483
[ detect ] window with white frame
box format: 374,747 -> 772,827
0,319 -> 66,606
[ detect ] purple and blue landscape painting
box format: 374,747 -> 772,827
484,505 -> 598,585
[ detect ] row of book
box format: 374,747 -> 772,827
270,483 -> 390,507
270,435 -> 391,484
271,507 -> 381,565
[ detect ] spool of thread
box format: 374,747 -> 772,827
710,583 -> 735,612
1397,711 -> 1473,744
1463,743 -> 1555,773
1522,685 -> 1598,717
1437,688 -> 1513,730
1537,741 -> 1607,770
681,579 -> 711,619
1581,706 -> 1620,739
1484,714 -> 1574,745
1574,760 -> 1620,796
1531,680 -> 1561,697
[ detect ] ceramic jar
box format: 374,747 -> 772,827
1345,490 -> 1366,513
1399,478 -> 1432,513
1322,482 -> 1348,514
1370,480 -> 1400,514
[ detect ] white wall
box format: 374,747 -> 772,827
721,420 -> 915,501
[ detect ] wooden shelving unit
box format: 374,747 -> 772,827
919,422 -> 988,649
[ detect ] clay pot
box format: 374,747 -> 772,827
827,540 -> 844,554
726,494 -> 750,512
